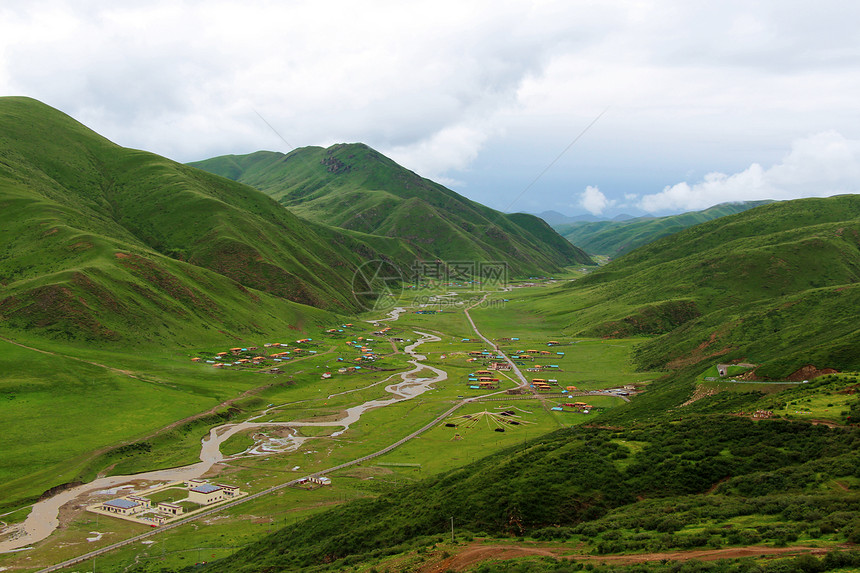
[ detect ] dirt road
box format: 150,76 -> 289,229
420,542 -> 835,572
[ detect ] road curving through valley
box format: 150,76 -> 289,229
0,331 -> 445,555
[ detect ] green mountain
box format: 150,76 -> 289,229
0,97 -> 402,343
189,146 -> 594,275
192,417 -> 860,572
555,201 -> 773,257
177,197 -> 860,573
531,196 -> 860,396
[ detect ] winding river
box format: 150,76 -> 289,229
0,330 -> 445,553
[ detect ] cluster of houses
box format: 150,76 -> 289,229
191,340 -> 321,369
88,480 -> 246,526
552,402 -> 594,413
531,378 -> 558,391
467,349 -> 506,360
525,364 -> 562,372
296,475 -> 332,487
512,349 -> 565,360
466,370 -> 500,389
344,338 -> 379,363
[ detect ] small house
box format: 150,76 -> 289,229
158,502 -> 183,516
188,483 -> 224,505
102,498 -> 144,516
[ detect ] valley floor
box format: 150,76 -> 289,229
0,280 -> 651,572
1,279 -> 856,573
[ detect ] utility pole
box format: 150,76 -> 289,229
450,516 -> 454,542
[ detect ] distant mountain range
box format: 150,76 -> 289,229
552,201 -> 774,257
189,147 -> 593,273
535,195 -> 860,384
534,210 -> 638,226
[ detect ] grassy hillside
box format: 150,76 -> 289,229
555,201 -> 773,257
0,97 -> 408,344
190,146 -> 594,276
183,416 -> 860,572
521,196 -> 860,417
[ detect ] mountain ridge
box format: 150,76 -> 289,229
189,145 -> 594,274
530,195 -> 860,389
0,97 -> 381,343
554,200 -> 775,257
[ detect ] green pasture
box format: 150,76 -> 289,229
778,391 -> 855,422
31,484 -> 371,573
144,487 -> 189,504
0,339 -> 217,511
220,432 -> 257,456
1,282 -> 698,569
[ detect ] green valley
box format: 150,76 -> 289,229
1,98 -> 859,573
554,201 -> 773,258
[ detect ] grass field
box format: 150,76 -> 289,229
0,278 -> 664,570
9,278 -> 846,573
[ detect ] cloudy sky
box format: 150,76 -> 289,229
2,0 -> 860,217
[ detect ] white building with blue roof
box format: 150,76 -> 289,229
187,482 -> 224,505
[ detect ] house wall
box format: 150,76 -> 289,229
188,489 -> 225,505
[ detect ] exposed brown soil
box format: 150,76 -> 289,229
679,384 -> 719,407
419,542 -> 837,572
576,545 -> 832,564
744,364 -> 839,382
809,419 -> 842,428
786,365 -> 838,382
419,543 -> 564,573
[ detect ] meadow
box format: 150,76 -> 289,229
0,278 -> 667,572
5,275 -> 856,573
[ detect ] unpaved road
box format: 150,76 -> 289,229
0,332 -> 445,555
462,296 -> 530,391
420,542 -> 837,573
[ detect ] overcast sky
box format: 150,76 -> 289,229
3,0 -> 860,217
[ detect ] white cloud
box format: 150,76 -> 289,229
383,123 -> 497,184
0,0 -> 571,169
579,185 -> 615,215
2,0 -> 860,208
638,131 -> 860,213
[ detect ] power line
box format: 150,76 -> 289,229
503,106 -> 609,213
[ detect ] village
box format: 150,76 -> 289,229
0,285 -> 663,572
87,480 -> 247,526
463,337 -> 638,412
189,322 -> 392,380
188,317 -> 641,419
